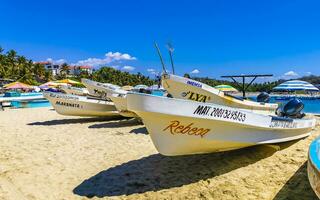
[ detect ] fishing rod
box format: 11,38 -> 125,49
167,42 -> 175,74
154,42 -> 167,74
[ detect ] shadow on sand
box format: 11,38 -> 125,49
88,118 -> 142,129
129,127 -> 148,135
73,142 -> 296,198
27,116 -> 125,126
273,162 -> 317,200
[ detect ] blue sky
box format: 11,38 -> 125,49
1,0 -> 320,81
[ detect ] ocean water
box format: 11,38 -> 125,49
10,100 -> 51,108
270,98 -> 320,114
249,96 -> 320,114
151,90 -> 164,96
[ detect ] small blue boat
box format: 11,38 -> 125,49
308,137 -> 320,198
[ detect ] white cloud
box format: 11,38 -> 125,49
147,68 -> 159,75
74,51 -> 137,67
105,52 -> 136,61
147,68 -> 156,72
284,71 -> 298,77
76,58 -> 108,66
306,72 -> 312,75
46,58 -> 66,65
122,65 -> 135,71
190,69 -> 200,74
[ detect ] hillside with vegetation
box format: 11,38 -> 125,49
91,67 -> 155,86
0,47 -> 155,86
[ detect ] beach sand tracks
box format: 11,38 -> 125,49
1,107 -> 320,199
73,145 -> 281,198
273,162 -> 317,200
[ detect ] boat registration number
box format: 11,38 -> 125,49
193,105 -> 247,122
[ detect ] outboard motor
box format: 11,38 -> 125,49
277,98 -> 305,118
257,92 -> 270,103
139,88 -> 152,94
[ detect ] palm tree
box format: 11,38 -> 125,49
32,63 -> 46,79
44,70 -> 53,82
60,63 -> 70,78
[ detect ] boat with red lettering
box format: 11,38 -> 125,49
127,93 -> 316,156
44,91 -> 119,117
161,74 -> 278,114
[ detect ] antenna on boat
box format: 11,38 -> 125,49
167,42 -> 175,74
154,42 -> 167,74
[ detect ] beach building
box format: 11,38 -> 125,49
37,61 -> 61,76
68,66 -> 93,76
273,80 -> 319,93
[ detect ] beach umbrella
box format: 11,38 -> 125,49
4,81 -> 34,90
39,81 -> 69,89
121,85 -> 134,91
214,85 -> 238,92
55,79 -> 80,85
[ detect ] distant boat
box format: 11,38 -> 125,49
127,93 -> 315,156
44,92 -> 119,117
162,74 -> 278,114
308,137 -> 320,198
81,78 -> 123,98
81,79 -> 136,117
60,85 -> 89,96
134,84 -> 148,90
0,92 -> 45,103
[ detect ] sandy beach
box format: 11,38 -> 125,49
0,107 -> 319,200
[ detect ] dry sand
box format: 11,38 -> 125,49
0,107 -> 319,200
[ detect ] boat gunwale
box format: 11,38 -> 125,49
127,93 -> 316,131
162,74 -> 278,109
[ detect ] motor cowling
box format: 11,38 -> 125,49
257,92 -> 270,103
139,88 -> 152,94
277,98 -> 305,118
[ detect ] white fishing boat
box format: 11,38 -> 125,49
43,92 -> 119,117
60,85 -> 89,96
127,93 -> 315,156
81,78 -> 123,98
308,137 -> 320,198
108,94 -> 138,118
81,78 -> 138,117
161,74 -> 278,114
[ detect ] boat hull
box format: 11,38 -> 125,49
81,79 -> 125,98
162,74 -> 278,114
127,93 -> 315,156
44,92 -> 119,117
109,95 -> 138,118
308,137 -> 320,198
